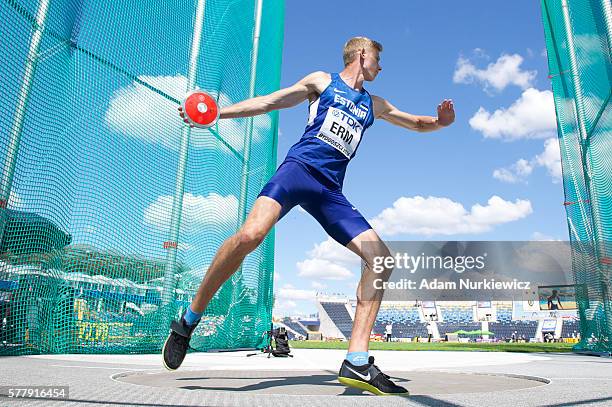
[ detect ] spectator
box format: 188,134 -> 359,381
384,323 -> 393,342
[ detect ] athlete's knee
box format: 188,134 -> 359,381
236,225 -> 267,251
362,243 -> 392,271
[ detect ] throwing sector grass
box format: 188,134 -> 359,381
289,340 -> 575,353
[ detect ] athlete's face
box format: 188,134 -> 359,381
361,48 -> 382,81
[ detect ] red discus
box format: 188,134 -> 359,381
183,90 -> 219,128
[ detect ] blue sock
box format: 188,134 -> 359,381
184,306 -> 203,326
346,351 -> 369,366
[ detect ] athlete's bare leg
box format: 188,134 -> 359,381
189,196 -> 282,313
345,228 -> 392,353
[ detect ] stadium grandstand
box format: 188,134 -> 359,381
278,318 -> 307,340
303,295 -> 580,343
317,295 -> 354,339
373,301 -> 428,339
0,245 -> 212,352
274,316 -> 320,340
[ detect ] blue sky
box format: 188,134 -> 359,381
271,0 -> 568,316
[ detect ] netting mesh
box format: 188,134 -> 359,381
541,0 -> 611,353
0,0 -> 284,355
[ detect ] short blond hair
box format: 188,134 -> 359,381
343,37 -> 383,66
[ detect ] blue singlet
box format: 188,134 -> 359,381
258,73 -> 375,246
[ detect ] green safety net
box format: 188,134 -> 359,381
0,0 -> 284,355
540,0 -> 611,353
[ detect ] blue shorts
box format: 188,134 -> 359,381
257,159 -> 372,246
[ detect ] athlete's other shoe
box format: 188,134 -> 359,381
338,356 -> 409,396
162,312 -> 199,371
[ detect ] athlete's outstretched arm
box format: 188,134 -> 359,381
372,95 -> 455,132
179,72 -> 328,125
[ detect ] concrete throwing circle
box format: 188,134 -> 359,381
114,369 -> 549,396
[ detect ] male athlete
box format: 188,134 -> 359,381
163,37 -> 455,396
547,289 -> 563,310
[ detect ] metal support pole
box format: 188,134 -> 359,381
237,0 -> 264,224
228,0 -> 264,336
601,0 -> 612,57
600,0 -> 612,347
561,0 -> 604,244
560,0 -> 597,239
561,0 -> 589,141
0,0 -> 50,246
1,0 -> 50,205
162,0 -> 207,305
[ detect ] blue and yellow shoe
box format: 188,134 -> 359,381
338,356 -> 409,396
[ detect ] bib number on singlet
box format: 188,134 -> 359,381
316,106 -> 364,158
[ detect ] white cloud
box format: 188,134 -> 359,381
274,299 -> 297,309
469,88 -> 556,140
105,74 -> 272,154
535,138 -> 562,182
297,258 -> 354,280
276,284 -> 316,301
370,195 -> 532,236
307,237 -> 361,267
346,281 -> 359,290
572,34 -> 607,67
273,298 -> 298,318
453,53 -> 536,92
472,48 -> 489,60
467,196 -> 533,229
284,300 -> 297,308
217,108 -> 272,155
493,138 -> 561,184
493,159 -> 533,184
143,192 -> 238,232
311,281 -> 327,289
555,95 -> 608,136
7,191 -> 25,209
531,232 -> 559,241
105,75 -> 187,151
294,237 -> 359,282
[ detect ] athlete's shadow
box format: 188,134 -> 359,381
176,372 -> 411,397
176,373 -> 465,405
